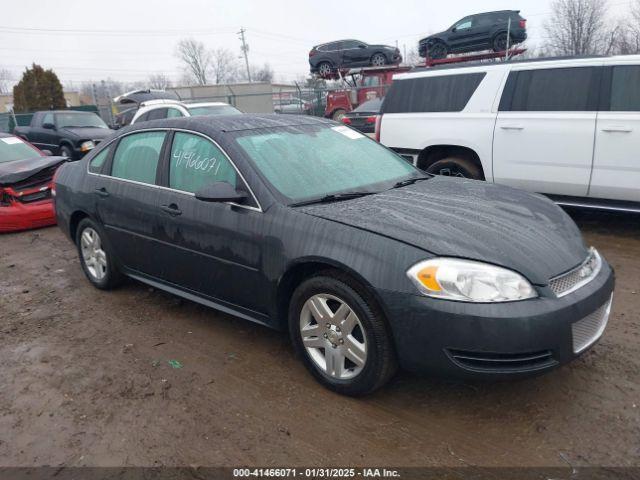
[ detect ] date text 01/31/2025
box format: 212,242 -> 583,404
233,468 -> 401,478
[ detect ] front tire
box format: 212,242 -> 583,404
59,145 -> 73,159
427,41 -> 448,59
289,273 -> 397,396
76,218 -> 122,290
317,62 -> 333,77
425,156 -> 483,180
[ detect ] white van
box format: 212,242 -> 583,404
378,55 -> 640,211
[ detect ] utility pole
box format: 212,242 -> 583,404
238,27 -> 251,82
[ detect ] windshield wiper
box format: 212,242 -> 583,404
391,176 -> 431,189
290,191 -> 376,207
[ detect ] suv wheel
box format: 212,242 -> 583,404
493,32 -> 510,52
76,218 -> 123,290
317,62 -> 332,77
425,156 -> 483,180
59,145 -> 73,159
371,53 -> 387,67
427,41 -> 448,59
289,273 -> 397,396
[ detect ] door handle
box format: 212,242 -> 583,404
602,126 -> 632,133
94,187 -> 109,198
500,124 -> 524,130
160,204 -> 182,216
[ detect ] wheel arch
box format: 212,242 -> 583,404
417,144 -> 485,179
275,258 -> 388,332
69,210 -> 91,242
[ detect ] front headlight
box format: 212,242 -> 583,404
80,141 -> 95,152
407,258 -> 537,302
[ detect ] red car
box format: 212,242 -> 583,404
0,133 -> 66,233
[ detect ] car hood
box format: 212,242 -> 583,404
0,156 -> 66,186
299,177 -> 588,285
60,127 -> 114,139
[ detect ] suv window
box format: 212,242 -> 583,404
111,131 -> 165,184
382,73 -> 486,113
88,147 -> 110,174
42,112 -> 54,126
454,18 -> 473,30
136,112 -> 150,123
609,65 -> 640,111
501,67 -> 598,112
342,40 -> 361,49
167,107 -> 184,118
169,132 -> 237,193
147,108 -> 168,121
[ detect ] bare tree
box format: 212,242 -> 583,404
252,63 -> 274,83
148,73 -> 173,90
176,39 -> 211,86
0,68 -> 14,94
617,0 -> 640,53
211,48 -> 239,84
544,0 -> 614,55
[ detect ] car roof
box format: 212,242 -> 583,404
184,102 -> 231,108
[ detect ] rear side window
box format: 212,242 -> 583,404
169,132 -> 237,193
111,131 -> 165,184
147,108 -> 168,121
382,73 -> 486,113
609,65 -> 640,111
500,67 -> 598,112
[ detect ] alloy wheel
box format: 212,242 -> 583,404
371,54 -> 386,67
80,227 -> 107,281
318,63 -> 332,76
299,293 -> 367,380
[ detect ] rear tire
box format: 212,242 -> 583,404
289,273 -> 397,396
493,32 -> 510,52
371,53 -> 387,67
76,218 -> 123,290
59,145 -> 73,159
317,62 -> 333,77
425,156 -> 483,180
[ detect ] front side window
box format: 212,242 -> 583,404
455,18 -> 473,30
147,108 -> 168,121
502,67 -> 597,112
42,112 -> 54,126
169,132 -> 237,193
88,147 -> 110,173
111,131 -> 165,184
56,112 -> 108,129
382,73 -> 486,113
234,124 -> 419,203
167,108 -> 184,118
610,65 -> 640,111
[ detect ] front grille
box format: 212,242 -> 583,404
17,188 -> 51,204
447,349 -> 557,373
572,296 -> 612,353
549,248 -> 601,297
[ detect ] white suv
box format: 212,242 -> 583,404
378,55 -> 640,211
131,99 -> 242,124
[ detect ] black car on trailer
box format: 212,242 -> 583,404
53,114 -> 614,395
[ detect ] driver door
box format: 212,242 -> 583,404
449,16 -> 484,51
152,131 -> 269,316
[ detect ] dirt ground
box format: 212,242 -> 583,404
0,209 -> 638,468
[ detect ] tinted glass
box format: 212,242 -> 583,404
0,136 -> 39,163
167,107 -> 184,118
610,65 -> 640,111
147,108 -> 168,120
455,18 -> 473,29
475,14 -> 495,26
234,124 -> 419,203
42,113 -> 54,126
57,112 -> 108,128
169,132 -> 237,193
382,73 -> 486,113
111,131 -> 165,184
342,40 -> 360,48
88,147 -> 109,173
136,112 -> 150,122
504,67 -> 596,111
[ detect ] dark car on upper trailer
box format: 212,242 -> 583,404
53,114 -> 614,396
310,40 -> 402,77
419,10 -> 527,59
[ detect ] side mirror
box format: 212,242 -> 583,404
41,149 -> 53,156
451,27 -> 457,32
195,182 -> 248,203
42,122 -> 56,130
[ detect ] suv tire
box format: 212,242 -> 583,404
425,156 -> 483,180
59,145 -> 74,159
492,32 -> 510,52
289,273 -> 397,396
427,41 -> 448,59
317,62 -> 333,77
371,53 -> 387,67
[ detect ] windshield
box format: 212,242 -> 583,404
0,136 -> 41,163
234,123 -> 420,204
188,105 -> 242,116
56,112 -> 108,129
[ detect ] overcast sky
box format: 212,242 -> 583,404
0,0 -> 629,88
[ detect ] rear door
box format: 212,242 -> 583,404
92,129 -> 168,274
493,64 -> 601,196
590,63 -> 640,202
449,16 -> 486,50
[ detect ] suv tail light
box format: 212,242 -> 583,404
309,50 -> 317,57
374,114 -> 383,142
519,19 -> 527,28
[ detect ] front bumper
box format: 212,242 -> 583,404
0,199 -> 56,233
378,260 -> 615,380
